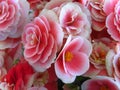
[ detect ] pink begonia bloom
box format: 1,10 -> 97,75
81,76 -> 120,90
28,86 -> 47,90
59,2 -> 91,38
90,38 -> 115,69
0,0 -> 30,49
55,36 -> 92,83
22,10 -> 64,72
87,0 -> 106,31
103,0 -> 120,41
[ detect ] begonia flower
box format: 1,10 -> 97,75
81,76 -> 120,90
22,10 -> 64,72
55,36 -> 92,83
0,0 -> 30,49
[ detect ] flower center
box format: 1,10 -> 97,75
65,51 -> 73,62
100,86 -> 108,90
30,34 -> 38,45
90,42 -> 109,66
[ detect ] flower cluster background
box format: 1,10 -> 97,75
0,0 -> 120,90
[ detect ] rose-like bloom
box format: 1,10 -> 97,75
59,2 -> 91,38
0,0 -> 29,49
83,38 -> 116,78
87,0 -> 106,31
81,76 -> 120,90
22,10 -> 64,72
55,36 -> 92,83
103,0 -> 120,41
2,61 -> 34,90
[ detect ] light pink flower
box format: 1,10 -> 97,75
87,0 -> 106,31
0,0 -> 30,49
103,0 -> 120,41
81,76 -> 120,90
55,36 -> 92,83
90,38 -> 115,69
59,2 -> 91,38
22,10 -> 64,72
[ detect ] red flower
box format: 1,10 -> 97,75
2,60 -> 34,90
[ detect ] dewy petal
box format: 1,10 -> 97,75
65,52 -> 89,76
106,13 -> 120,41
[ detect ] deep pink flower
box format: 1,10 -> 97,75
22,10 -> 64,72
103,0 -> 120,41
81,76 -> 120,90
55,36 -> 92,83
0,0 -> 30,49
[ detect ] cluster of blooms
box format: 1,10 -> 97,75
0,0 -> 120,90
